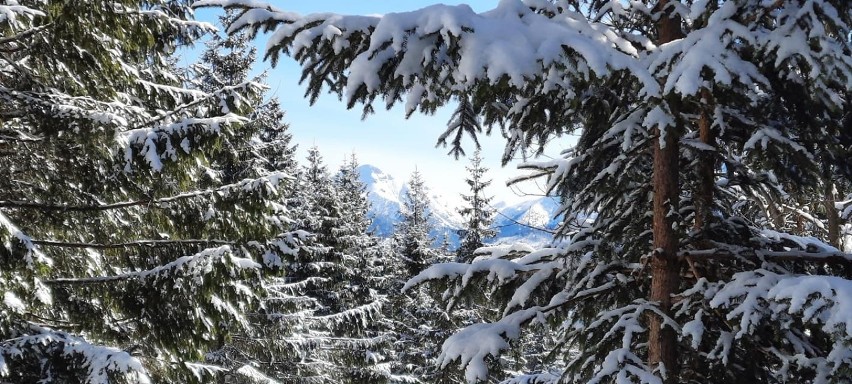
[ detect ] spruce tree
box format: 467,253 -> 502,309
186,13 -> 300,383
200,1 -> 852,382
385,171 -> 461,383
0,1 -> 292,383
332,154 -> 396,383
334,153 -> 372,242
253,147 -> 387,383
456,149 -> 496,262
394,170 -> 436,276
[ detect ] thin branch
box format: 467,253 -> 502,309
0,173 -> 283,211
0,198 -> 149,211
0,23 -> 52,46
31,239 -> 234,249
682,248 -> 852,265
0,134 -> 42,142
0,110 -> 28,119
43,246 -> 234,286
486,201 -> 557,235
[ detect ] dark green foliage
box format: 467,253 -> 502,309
394,170 -> 436,276
456,149 -> 496,262
0,2 -> 293,383
237,148 -> 390,383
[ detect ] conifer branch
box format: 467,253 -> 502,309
0,199 -> 151,212
682,248 -> 852,265
30,239 -> 234,249
0,173 -> 286,211
0,23 -> 52,47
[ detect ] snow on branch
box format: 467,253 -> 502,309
438,270 -> 642,384
0,2 -> 44,25
706,269 -> 852,382
234,364 -> 282,384
407,237 -> 638,382
0,171 -> 290,212
274,334 -> 392,353
29,238 -> 235,249
0,86 -> 139,128
711,270 -> 852,340
762,1 -> 852,93
499,371 -> 560,384
682,229 -> 852,266
119,113 -> 247,172
403,259 -> 525,293
439,308 -> 540,383
682,248 -> 852,265
578,301 -> 673,384
837,198 -> 852,220
404,244 -> 564,294
185,362 -> 229,382
0,326 -> 151,384
743,127 -> 812,158
649,1 -> 767,96
308,299 -> 384,329
266,276 -> 330,296
0,210 -> 51,267
42,245 -> 259,286
194,0 -> 660,114
111,5 -> 217,33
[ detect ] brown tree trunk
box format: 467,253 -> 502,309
649,1 -> 684,381
649,122 -> 681,382
825,179 -> 840,248
694,89 -> 715,234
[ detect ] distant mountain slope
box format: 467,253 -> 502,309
357,164 -> 561,248
357,165 -> 403,238
491,197 -> 561,245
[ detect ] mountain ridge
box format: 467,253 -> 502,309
357,164 -> 560,247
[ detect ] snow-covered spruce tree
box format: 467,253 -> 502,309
437,231 -> 455,259
395,170 -> 437,276
190,11 -> 260,188
456,149 -> 497,262
197,1 -> 852,383
253,147 -> 387,383
186,13 -> 304,384
335,153 -> 373,244
0,1 -> 301,383
385,169 -> 484,383
331,153 -> 398,383
190,11 -> 297,185
380,170 -> 457,383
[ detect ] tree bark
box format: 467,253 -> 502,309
649,120 -> 680,381
694,89 -> 714,234
649,1 -> 684,381
825,179 -> 840,249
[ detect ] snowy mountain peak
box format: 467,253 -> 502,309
357,164 -> 462,238
358,164 -> 401,204
356,164 -> 559,247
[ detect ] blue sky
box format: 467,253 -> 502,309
194,1 -> 566,204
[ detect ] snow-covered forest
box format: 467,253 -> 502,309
1,1 -> 851,383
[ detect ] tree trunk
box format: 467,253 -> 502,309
825,178 -> 840,248
649,1 -> 683,381
649,121 -> 680,381
694,89 -> 715,235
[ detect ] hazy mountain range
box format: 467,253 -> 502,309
357,164 -> 561,248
